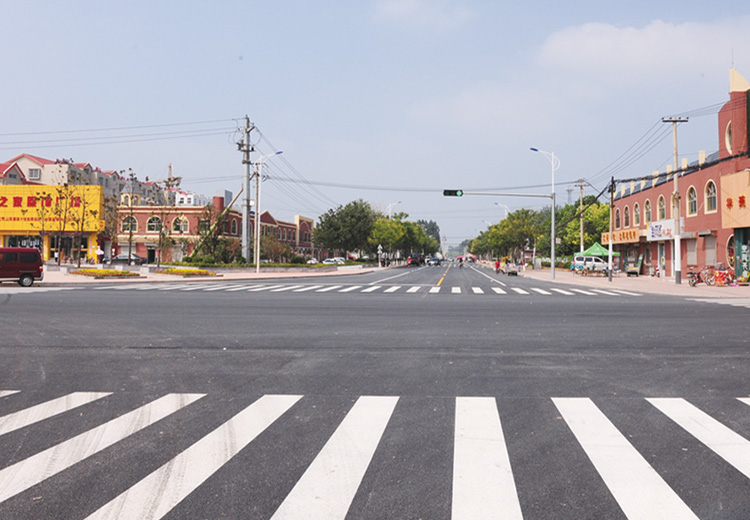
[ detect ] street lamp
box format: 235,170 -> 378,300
530,147 -> 560,280
494,202 -> 510,218
254,150 -> 283,273
387,201 -> 402,218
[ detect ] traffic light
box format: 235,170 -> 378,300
443,189 -> 464,197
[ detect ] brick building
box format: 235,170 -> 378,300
604,69 -> 750,279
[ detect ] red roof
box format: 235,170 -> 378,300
6,153 -> 55,166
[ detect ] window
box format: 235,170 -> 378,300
122,216 -> 137,232
198,219 -> 210,233
28,168 -> 41,180
231,219 -> 237,235
624,206 -> 630,227
687,187 -> 697,216
147,216 -> 162,232
706,181 -> 717,212
633,203 -> 640,226
658,196 -> 666,220
173,217 -> 188,233
645,200 -> 651,223
615,208 -> 621,229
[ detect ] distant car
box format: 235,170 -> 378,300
109,253 -> 146,265
427,257 -> 441,266
322,258 -> 345,265
407,254 -> 424,266
306,258 -> 319,264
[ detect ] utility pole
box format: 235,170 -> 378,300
662,117 -> 688,284
608,177 -> 615,282
237,116 -> 255,263
577,180 -> 585,253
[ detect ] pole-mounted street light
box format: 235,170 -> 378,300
254,150 -> 283,273
530,147 -> 560,280
387,201 -> 402,218
493,202 -> 510,218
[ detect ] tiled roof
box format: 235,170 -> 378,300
7,153 -> 55,165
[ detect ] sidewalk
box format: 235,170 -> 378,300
519,265 -> 748,299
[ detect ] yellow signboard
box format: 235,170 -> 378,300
0,185 -> 104,233
601,228 -> 641,244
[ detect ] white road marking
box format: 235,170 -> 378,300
570,288 -> 596,296
0,391 -> 20,398
202,284 -> 243,292
511,288 -> 529,295
452,287 -> 461,294
248,285 -> 284,292
361,286 -> 381,293
452,397 -> 522,519
86,395 -> 301,520
550,288 -> 575,295
591,289 -> 620,296
271,285 -> 305,292
530,287 -> 552,295
649,398 -> 750,479
339,286 -> 363,293
553,398 -> 698,520
383,286 -> 401,293
611,289 -> 641,296
271,396 -> 399,520
225,284 -> 263,292
429,286 -> 441,293
406,286 -> 421,293
293,285 -> 324,292
491,287 -> 507,294
471,287 -> 484,294
0,393 -> 204,504
0,392 -> 111,436
316,285 -> 343,292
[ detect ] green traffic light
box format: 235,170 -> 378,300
443,189 -> 464,197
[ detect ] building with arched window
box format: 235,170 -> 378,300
604,69 -> 750,279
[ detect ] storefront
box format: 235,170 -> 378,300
720,169 -> 750,278
0,185 -> 104,261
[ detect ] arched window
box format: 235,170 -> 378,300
645,200 -> 652,223
658,196 -> 666,220
687,187 -> 697,216
121,216 -> 137,232
147,216 -> 162,232
633,203 -> 640,226
231,219 -> 237,235
615,208 -> 621,229
624,206 -> 630,227
706,181 -> 717,212
173,217 -> 188,233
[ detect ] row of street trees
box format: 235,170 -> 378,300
469,196 -> 610,262
313,199 -> 440,258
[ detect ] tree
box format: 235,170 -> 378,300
417,219 -> 441,244
314,199 -> 379,253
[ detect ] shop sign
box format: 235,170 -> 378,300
602,228 -> 639,245
647,219 -> 675,241
0,185 -> 103,233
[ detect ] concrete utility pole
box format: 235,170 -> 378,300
662,117 -> 688,284
238,116 -> 255,263
608,177 -> 615,282
577,180 -> 585,253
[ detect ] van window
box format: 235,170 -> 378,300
0,252 -> 19,263
20,252 -> 39,263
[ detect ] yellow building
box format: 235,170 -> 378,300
0,185 -> 104,261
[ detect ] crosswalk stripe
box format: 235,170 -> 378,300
429,286 -> 441,293
530,287 -> 552,295
452,397 -> 522,519
611,289 -> 641,296
271,396 -> 399,520
550,288 -> 575,295
86,394 -> 301,520
248,284 -> 284,292
384,286 -> 401,293
158,284 -> 192,291
648,398 -> 750,479
0,391 -> 19,398
339,286 -> 363,293
0,392 -> 111,436
511,288 -> 529,295
179,285 -> 209,291
452,287 -> 461,294
492,287 -> 507,294
361,286 -> 381,293
316,285 -> 343,292
0,393 -> 205,504
553,397 -> 698,520
132,284 -> 171,290
225,284 -> 263,292
271,285 -> 305,292
294,285 -> 324,292
406,286 -> 421,293
591,289 -> 620,296
203,284 -> 242,292
570,288 -> 596,295
471,287 -> 484,294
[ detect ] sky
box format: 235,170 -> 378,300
3,0 -> 750,249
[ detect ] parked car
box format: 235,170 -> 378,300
427,257 -> 441,266
109,253 -> 146,265
407,254 -> 424,266
306,258 -> 319,264
0,247 -> 44,287
322,258 -> 345,265
573,255 -> 607,272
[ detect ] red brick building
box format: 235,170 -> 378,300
604,69 -> 750,279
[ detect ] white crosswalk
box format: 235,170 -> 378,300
2,390 -> 749,518
86,281 -> 644,298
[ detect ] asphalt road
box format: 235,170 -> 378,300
1,263 -> 749,519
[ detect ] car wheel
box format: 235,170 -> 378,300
18,274 -> 34,287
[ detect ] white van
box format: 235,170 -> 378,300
573,255 -> 607,272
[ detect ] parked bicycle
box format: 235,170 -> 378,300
687,266 -> 715,286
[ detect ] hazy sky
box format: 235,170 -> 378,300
3,1 -> 750,247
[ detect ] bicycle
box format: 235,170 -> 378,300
687,265 -> 715,286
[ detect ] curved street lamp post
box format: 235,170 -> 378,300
530,148 -> 560,280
